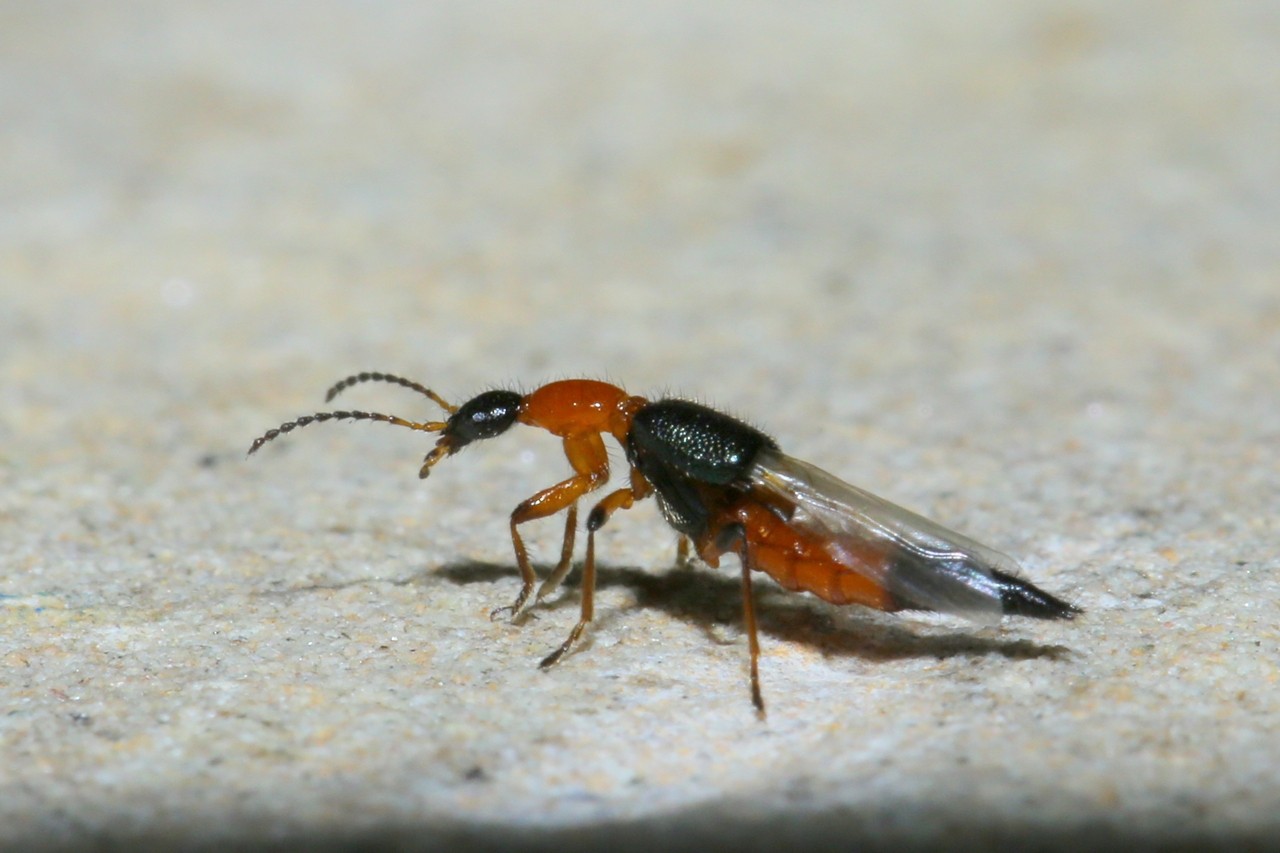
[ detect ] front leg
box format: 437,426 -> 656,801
491,432 -> 609,620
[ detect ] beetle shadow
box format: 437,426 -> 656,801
430,559 -> 1075,664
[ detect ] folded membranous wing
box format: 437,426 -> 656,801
750,449 -> 1079,622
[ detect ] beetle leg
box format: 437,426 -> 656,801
539,469 -> 651,667
702,521 -> 765,716
533,502 -> 578,604
676,535 -> 691,566
739,535 -> 766,718
491,433 -> 609,620
538,520 -> 597,669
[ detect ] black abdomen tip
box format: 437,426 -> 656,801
992,569 -> 1081,620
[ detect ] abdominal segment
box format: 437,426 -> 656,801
697,498 -> 898,612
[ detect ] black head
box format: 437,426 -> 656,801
415,388 -> 523,478
443,389 -> 523,449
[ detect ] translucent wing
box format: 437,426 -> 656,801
751,448 -> 1023,623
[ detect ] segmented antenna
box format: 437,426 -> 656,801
246,410 -> 448,456
324,371 -> 457,413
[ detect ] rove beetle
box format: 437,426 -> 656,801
249,373 -> 1078,714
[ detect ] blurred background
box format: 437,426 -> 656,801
7,1 -> 1274,414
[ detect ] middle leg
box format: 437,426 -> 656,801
539,468 -> 651,668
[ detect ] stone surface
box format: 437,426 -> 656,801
3,1 -> 1278,849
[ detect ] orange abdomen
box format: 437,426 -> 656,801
728,501 -> 895,611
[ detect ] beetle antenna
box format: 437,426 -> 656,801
246,410 -> 448,457
324,371 -> 457,413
